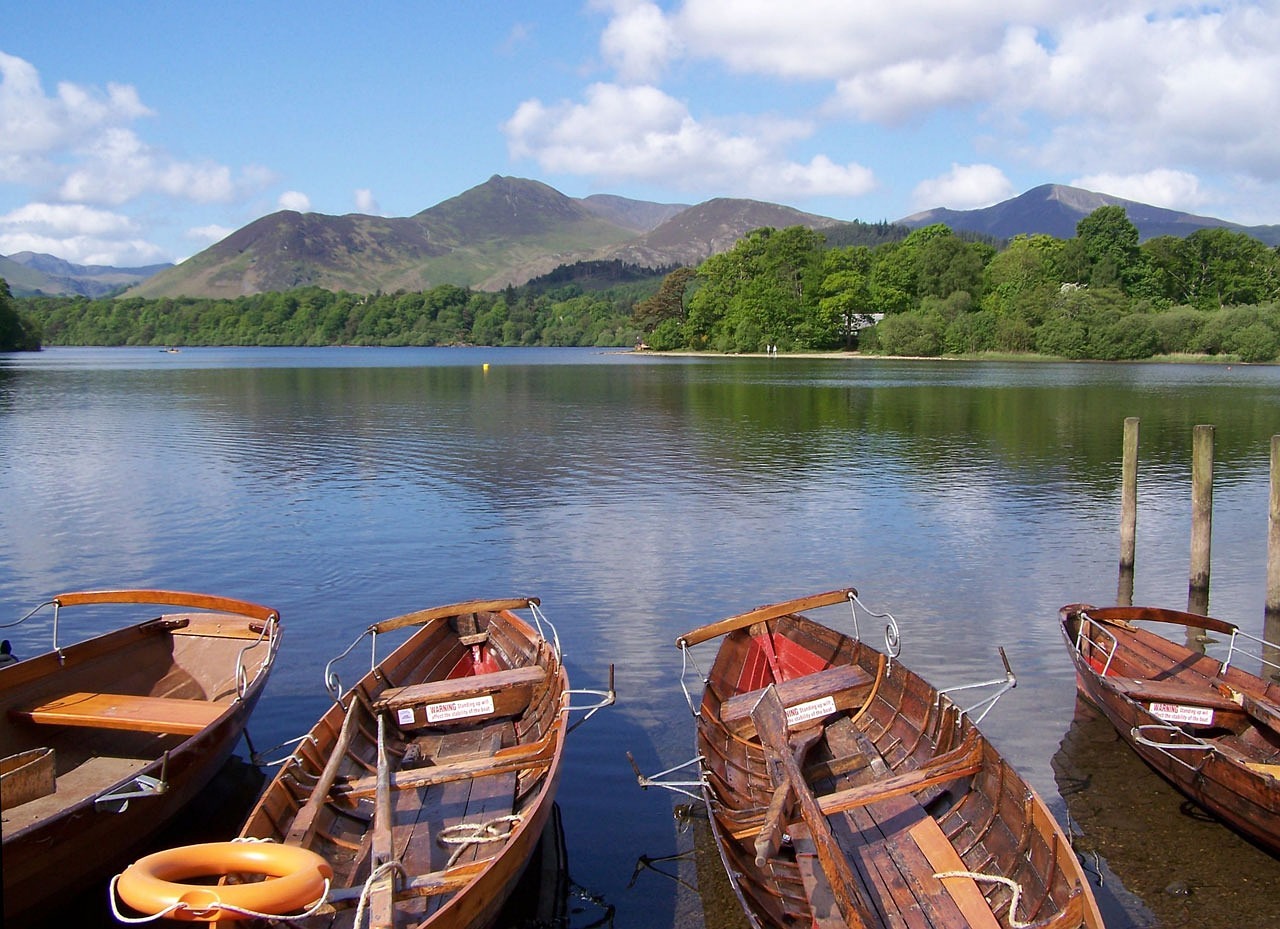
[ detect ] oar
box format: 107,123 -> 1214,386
368,712 -> 397,929
751,685 -> 875,929
285,695 -> 366,847
753,725 -> 823,866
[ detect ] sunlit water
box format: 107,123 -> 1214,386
3,346 -> 1280,928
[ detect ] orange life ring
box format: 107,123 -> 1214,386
116,841 -> 332,922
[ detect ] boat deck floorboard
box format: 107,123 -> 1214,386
1,754 -> 149,834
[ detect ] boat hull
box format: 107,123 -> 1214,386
237,597 -> 568,929
1060,603 -> 1280,854
1,591 -> 279,924
686,590 -> 1102,929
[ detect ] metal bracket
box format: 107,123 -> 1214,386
627,752 -> 706,801
565,665 -> 616,734
938,646 -> 1017,724
96,774 -> 167,813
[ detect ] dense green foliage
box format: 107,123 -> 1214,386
0,279 -> 42,351
10,206 -> 1280,361
14,280 -> 650,349
641,207 -> 1280,361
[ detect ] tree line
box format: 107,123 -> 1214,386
6,206 -> 1280,361
635,206 -> 1280,361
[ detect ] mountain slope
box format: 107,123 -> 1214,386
3,252 -> 172,297
899,184 -> 1280,245
132,176 -> 648,299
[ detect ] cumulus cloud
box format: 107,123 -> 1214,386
187,224 -> 236,246
597,0 -> 678,83
0,51 -> 151,159
912,164 -> 1015,212
505,82 -> 874,199
0,202 -> 164,265
1070,169 -> 1207,212
1,53 -> 266,207
592,2 -> 1280,215
354,188 -> 380,214
278,190 -> 311,212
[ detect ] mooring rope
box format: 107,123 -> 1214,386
437,814 -> 523,867
352,860 -> 407,929
933,870 -> 1030,929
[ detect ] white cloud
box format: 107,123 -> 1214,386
354,188 -> 380,214
1,202 -> 137,236
1070,169 -> 1207,212
597,0 -> 678,83
912,164 -> 1015,211
0,202 -> 165,265
602,2 -> 1280,217
0,51 -> 151,157
505,82 -> 874,199
1,53 -> 264,208
187,224 -> 236,246
278,190 -> 311,212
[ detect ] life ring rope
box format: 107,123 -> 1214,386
111,839 -> 333,923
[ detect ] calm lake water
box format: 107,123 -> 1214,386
3,346 -> 1280,929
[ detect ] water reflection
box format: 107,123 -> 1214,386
1053,698 -> 1280,929
3,348 -> 1280,929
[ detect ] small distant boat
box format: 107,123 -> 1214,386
1,589 -> 280,924
673,588 -> 1102,929
1061,602 -> 1280,853
112,597 -> 613,929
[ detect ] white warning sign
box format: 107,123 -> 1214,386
425,694 -> 495,723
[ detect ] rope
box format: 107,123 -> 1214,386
932,871 -> 1030,929
437,814 -> 523,867
352,860 -> 407,929
107,837 -> 332,924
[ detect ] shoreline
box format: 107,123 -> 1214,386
632,349 -> 1253,364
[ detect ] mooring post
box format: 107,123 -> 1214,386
1187,424 -> 1214,615
1117,417 -> 1139,606
1267,435 -> 1280,618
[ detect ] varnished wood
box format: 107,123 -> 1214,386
230,597 -> 568,929
721,664 -> 874,738
52,588 -> 278,622
687,590 -> 1104,929
2,591 -> 280,924
15,691 -> 225,735
676,588 -> 857,648
1063,602 -> 1280,855
370,598 -> 538,635
752,686 -> 874,929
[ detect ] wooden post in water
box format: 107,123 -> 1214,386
1264,436 -> 1280,680
1188,424 -> 1214,616
1268,436 -> 1280,619
1117,417 -> 1139,606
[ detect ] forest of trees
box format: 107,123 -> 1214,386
634,205 -> 1280,362
7,206 -> 1280,362
0,279 -> 41,351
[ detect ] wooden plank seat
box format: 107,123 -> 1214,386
1109,677 -> 1242,713
334,736 -> 556,800
13,691 -> 224,735
373,666 -> 547,729
721,665 -> 875,738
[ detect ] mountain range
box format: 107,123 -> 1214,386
5,177 -> 1278,299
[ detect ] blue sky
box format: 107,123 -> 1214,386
3,1 -> 1279,266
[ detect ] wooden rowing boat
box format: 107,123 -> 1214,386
679,588 -> 1103,929
1060,602 -> 1280,854
115,597 -> 579,929
1,589 -> 280,924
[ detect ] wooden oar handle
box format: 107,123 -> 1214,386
676,588 -> 857,648
53,589 -> 278,622
370,597 -> 538,634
